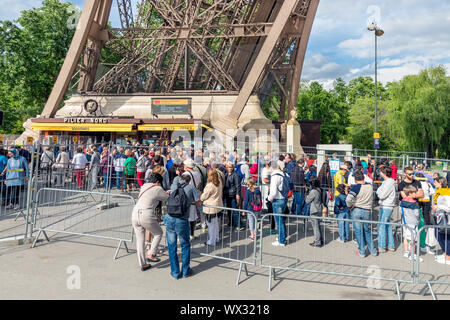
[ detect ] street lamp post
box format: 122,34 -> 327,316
368,23 -> 384,158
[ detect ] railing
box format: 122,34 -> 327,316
31,188 -> 136,259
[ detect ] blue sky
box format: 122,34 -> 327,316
1,0 -> 449,89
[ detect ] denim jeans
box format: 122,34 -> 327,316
103,173 -> 111,190
225,196 -> 241,228
377,207 -> 395,250
163,215 -> 191,279
336,211 -> 350,241
291,192 -> 305,215
351,208 -> 377,256
272,199 -> 287,244
116,171 -> 125,190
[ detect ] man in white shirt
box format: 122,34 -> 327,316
268,160 -> 288,246
347,164 -> 373,185
72,147 -> 87,188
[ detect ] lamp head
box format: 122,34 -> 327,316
375,29 -> 384,37
367,23 -> 377,31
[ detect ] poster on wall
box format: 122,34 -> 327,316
329,158 -> 340,177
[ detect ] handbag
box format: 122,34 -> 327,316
436,210 -> 450,232
426,228 -> 438,247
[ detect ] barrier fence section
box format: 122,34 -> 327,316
31,188 -> 135,259
0,143 -> 36,241
258,213 -> 417,299
416,225 -> 450,300
0,177 -> 31,241
191,204 -> 258,285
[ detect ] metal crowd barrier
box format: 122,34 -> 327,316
31,188 -> 135,259
258,212 -> 417,299
191,204 -> 259,285
0,177 -> 31,241
415,225 -> 450,300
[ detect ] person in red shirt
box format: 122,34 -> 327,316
249,156 -> 258,180
307,156 -> 315,168
389,159 -> 398,180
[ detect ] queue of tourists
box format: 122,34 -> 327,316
1,141 -> 450,278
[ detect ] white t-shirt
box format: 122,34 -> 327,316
348,173 -> 373,185
72,153 -> 87,169
261,167 -> 271,184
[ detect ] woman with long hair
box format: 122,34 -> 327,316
200,169 -> 223,246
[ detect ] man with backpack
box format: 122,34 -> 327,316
268,160 -> 293,246
224,162 -> 243,230
184,158 -> 204,237
166,174 -> 201,279
290,158 -> 306,215
194,155 -> 208,233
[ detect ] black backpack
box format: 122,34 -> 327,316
167,183 -> 189,218
249,190 -> 262,212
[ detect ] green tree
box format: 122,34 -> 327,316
296,81 -> 349,144
0,0 -> 76,133
388,66 -> 450,158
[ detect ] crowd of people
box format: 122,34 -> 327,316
99,142 -> 449,276
1,140 -> 450,276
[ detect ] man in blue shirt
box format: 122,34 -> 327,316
166,174 -> 201,279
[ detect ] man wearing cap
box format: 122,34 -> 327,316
183,158 -> 203,239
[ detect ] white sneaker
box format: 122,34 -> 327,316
13,204 -> 20,210
336,238 -> 345,244
435,256 -> 450,265
420,247 -> 428,254
271,240 -> 286,247
409,254 -> 423,263
190,235 -> 194,241
403,251 -> 410,258
426,247 -> 436,255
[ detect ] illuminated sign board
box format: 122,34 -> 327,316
152,98 -> 191,115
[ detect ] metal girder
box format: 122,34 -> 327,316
117,0 -> 134,29
41,0 -> 320,121
287,0 -> 319,117
108,23 -> 273,40
227,0 -> 301,122
41,0 -> 102,118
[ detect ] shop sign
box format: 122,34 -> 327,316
64,118 -> 109,124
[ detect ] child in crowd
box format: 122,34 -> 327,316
243,177 -> 262,241
400,185 -> 423,262
334,184 -> 349,243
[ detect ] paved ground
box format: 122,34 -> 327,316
0,225 -> 448,300
0,188 -> 449,300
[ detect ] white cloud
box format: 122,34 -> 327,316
0,0 -> 42,21
302,54 -> 347,81
304,0 -> 450,86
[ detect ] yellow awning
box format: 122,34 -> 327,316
138,124 -> 212,131
31,123 -> 136,132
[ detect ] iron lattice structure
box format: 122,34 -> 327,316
42,0 -> 319,125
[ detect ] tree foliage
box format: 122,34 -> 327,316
388,66 -> 450,158
0,0 -> 76,133
296,80 -> 350,144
